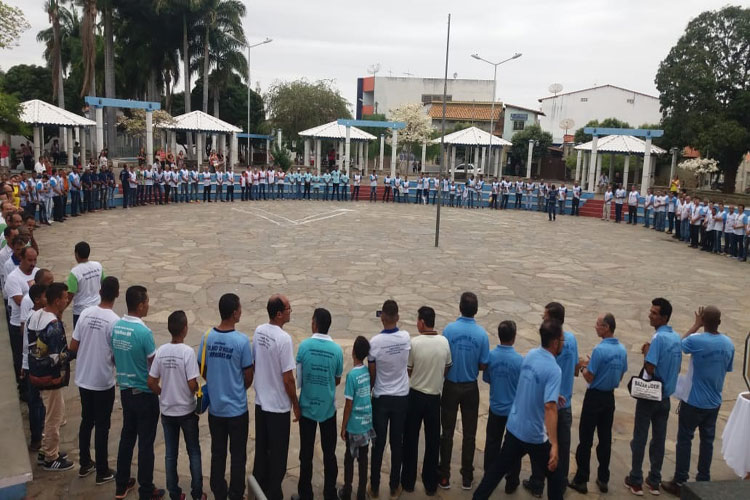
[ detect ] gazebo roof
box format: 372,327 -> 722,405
574,134 -> 667,155
162,110 -> 241,134
432,126 -> 511,147
20,99 -> 95,127
298,121 -> 376,141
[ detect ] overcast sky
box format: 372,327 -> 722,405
1,0 -> 737,113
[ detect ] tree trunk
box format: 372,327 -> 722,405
183,12 -> 192,158
202,24 -> 209,113
104,3 -> 116,153
213,89 -> 219,118
165,72 -> 172,114
148,68 -> 158,103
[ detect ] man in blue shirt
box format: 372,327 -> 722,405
569,313 -> 628,494
331,167 -> 341,200
626,298 -> 682,496
323,171 -> 332,200
661,306 -> 734,496
525,302 -> 579,497
199,293 -> 254,500
482,320 -> 523,493
439,292 -> 490,490
473,320 -> 564,500
294,308 -> 344,500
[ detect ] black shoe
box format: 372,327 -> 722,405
42,454 -> 74,471
38,451 -> 67,465
78,461 -> 96,477
462,479 -> 473,490
95,468 -> 115,485
115,477 -> 136,499
568,479 -> 588,494
596,479 -> 609,493
504,480 -> 520,494
660,480 -> 681,496
148,487 -> 165,499
523,479 -> 543,498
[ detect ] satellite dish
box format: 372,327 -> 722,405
548,83 -> 563,95
367,63 -> 381,76
559,118 -> 575,133
453,72 -> 458,79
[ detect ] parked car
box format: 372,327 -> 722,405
453,163 -> 483,178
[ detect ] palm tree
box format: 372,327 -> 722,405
209,38 -> 247,119
80,0 -> 97,98
38,2 -> 77,107
102,0 -> 116,152
193,0 -> 246,114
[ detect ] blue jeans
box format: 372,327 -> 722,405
26,375 -> 46,443
673,402 -> 719,484
371,395 -> 408,492
163,413 -> 203,500
681,219 -> 690,241
547,199 -> 557,220
628,397 -> 670,486
644,208 -> 652,227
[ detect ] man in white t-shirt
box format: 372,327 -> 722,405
4,246 -> 39,394
147,310 -> 204,500
69,276 -> 120,483
602,186 -> 613,222
252,294 -> 299,500
614,184 -> 626,223
401,306 -> 452,495
66,241 -> 104,328
368,299 -> 411,498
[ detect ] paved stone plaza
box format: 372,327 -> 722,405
24,199 -> 750,499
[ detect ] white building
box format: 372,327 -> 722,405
356,76 -> 493,119
538,84 -> 662,144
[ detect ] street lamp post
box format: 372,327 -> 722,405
245,37 -> 272,165
471,52 -> 521,178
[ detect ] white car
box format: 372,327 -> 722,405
454,163 -> 483,175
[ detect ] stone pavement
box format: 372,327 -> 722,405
23,199 -> 750,499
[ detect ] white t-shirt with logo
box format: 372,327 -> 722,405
252,323 -> 296,413
73,305 -> 120,390
4,266 -> 38,326
368,328 -> 411,397
67,261 -> 103,315
149,342 -> 200,417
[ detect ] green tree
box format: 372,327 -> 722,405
573,118 -> 631,144
265,79 -> 351,140
0,91 -> 29,135
191,72 -> 264,130
1,65 -> 54,103
656,5 -> 750,192
0,1 -> 30,49
509,124 -> 553,167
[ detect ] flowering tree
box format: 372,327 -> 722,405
389,103 -> 432,166
117,110 -> 175,138
679,157 -> 720,188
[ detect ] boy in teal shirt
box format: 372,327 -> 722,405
339,336 -> 375,500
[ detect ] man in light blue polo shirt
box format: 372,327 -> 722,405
525,301 -> 579,497
482,320 -> 523,493
323,170 -> 332,200
199,293 -> 254,500
473,320 -> 564,500
626,298 -> 682,496
662,306 -> 734,496
294,308 -> 344,500
111,285 -> 163,500
569,313 -> 627,494
439,292 -> 490,490
331,167 -> 341,200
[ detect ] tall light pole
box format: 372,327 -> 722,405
471,52 -> 521,177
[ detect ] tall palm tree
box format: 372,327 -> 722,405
80,0 -> 97,98
209,38 -> 247,119
102,0 -> 116,151
193,0 -> 245,114
38,2 -> 77,106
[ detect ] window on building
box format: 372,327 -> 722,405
580,97 -> 588,102
422,94 -> 452,104
626,98 -> 635,104
513,120 -> 525,131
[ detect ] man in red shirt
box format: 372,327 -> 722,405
0,140 -> 10,168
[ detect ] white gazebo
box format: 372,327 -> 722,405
19,99 -> 96,166
299,121 -> 376,175
432,126 -> 512,179
161,111 -> 242,168
574,134 -> 667,192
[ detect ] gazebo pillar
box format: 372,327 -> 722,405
145,110 -> 154,167
170,131 -> 177,159
364,141 -> 369,172
450,145 -> 457,180
197,133 -> 203,166
595,156 -> 603,189
379,135 -> 384,171
670,147 -> 678,181
231,133 -> 238,168
493,147 -> 500,177
623,155 -> 631,188
641,137 -> 653,192
304,139 -> 311,167
211,134 -> 217,154
580,152 -> 589,190
390,130 -> 398,178
526,140 -> 534,179
575,150 -> 582,182
473,146 -> 479,171
479,147 -> 485,175
337,140 -> 344,170
344,126 -> 351,176
421,143 -> 426,173
266,137 -> 270,165
609,153 -> 615,184
61,127 -> 68,161
33,126 -> 42,162
587,135 -> 599,192
315,139 -> 322,175
500,146 -> 508,177
95,107 -> 104,156
222,134 -> 227,158
67,129 -> 74,164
